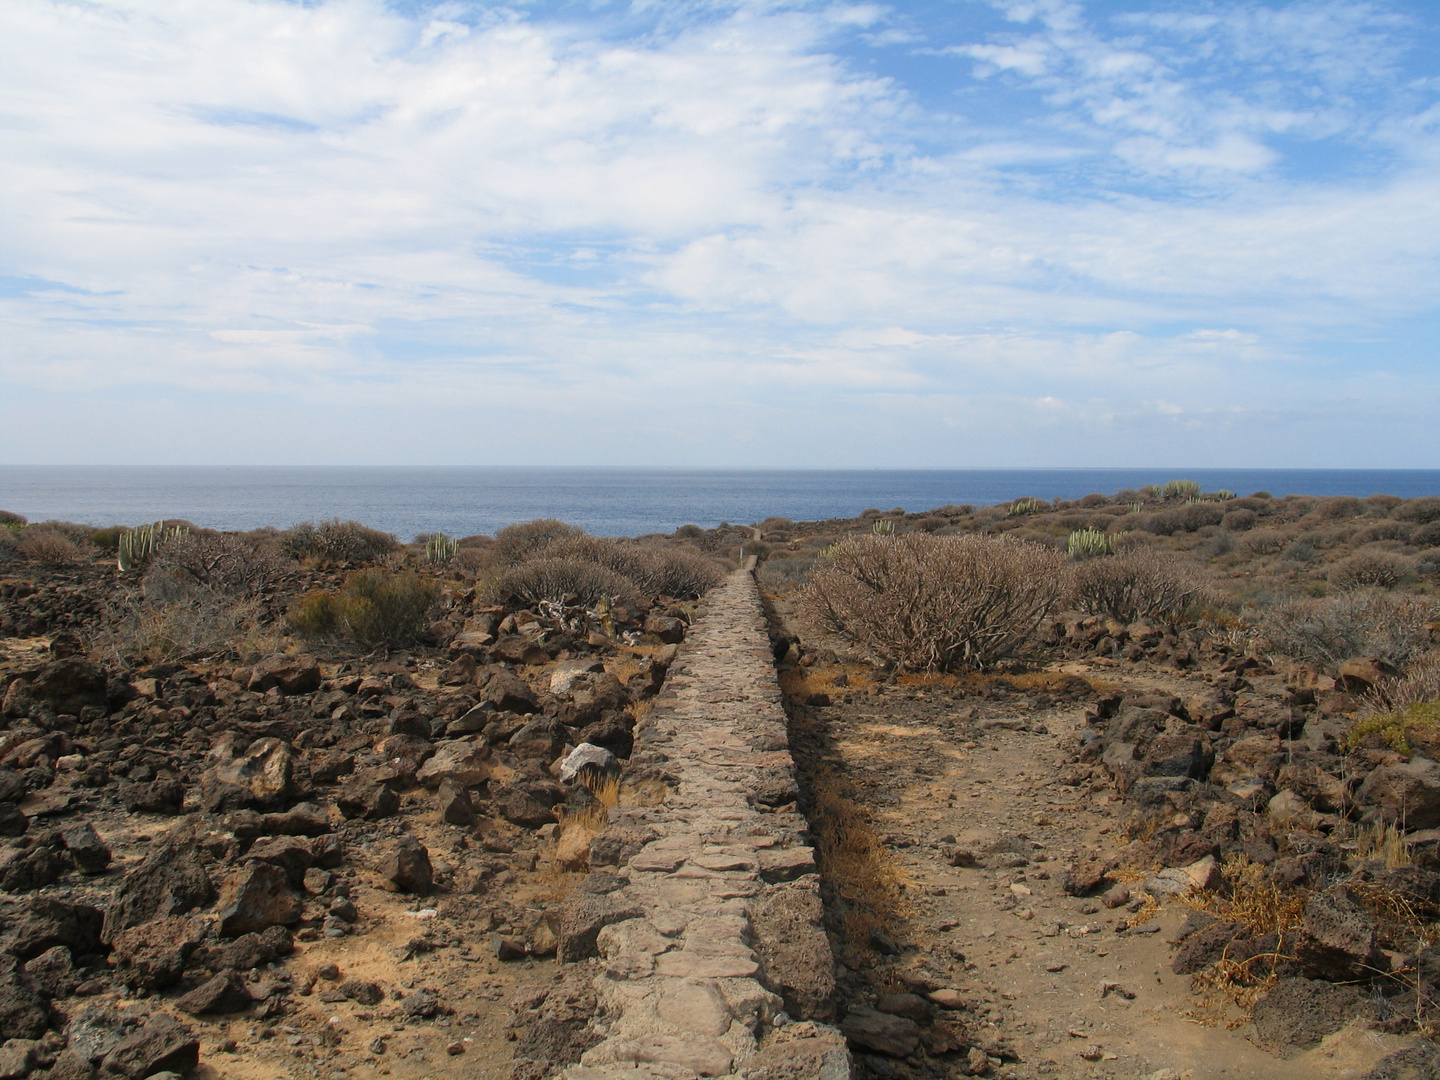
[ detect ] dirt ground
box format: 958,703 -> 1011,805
766,597 -> 1428,1080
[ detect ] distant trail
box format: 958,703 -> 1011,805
558,568 -> 848,1079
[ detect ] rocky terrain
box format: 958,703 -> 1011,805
0,487 -> 1439,1080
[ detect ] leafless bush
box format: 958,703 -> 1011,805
1072,549 -> 1214,624
1142,503 -> 1224,536
1257,592 -> 1437,668
1329,552 -> 1411,591
145,532 -> 295,598
1367,653 -> 1440,714
280,519 -> 397,564
800,533 -> 1067,671
16,527 -> 82,565
487,557 -> 641,608
758,557 -> 815,589
1396,497 -> 1440,524
98,590 -> 268,664
1354,520 -> 1416,544
631,545 -> 725,598
1222,508 -> 1257,532
1244,529 -> 1288,554
493,518 -> 584,567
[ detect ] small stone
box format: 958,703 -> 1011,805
380,837 -> 433,896
447,1041 -> 465,1056
489,934 -> 526,961
339,980 -> 383,1006
1100,884 -> 1130,909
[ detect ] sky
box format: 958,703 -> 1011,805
1,0 -> 1438,468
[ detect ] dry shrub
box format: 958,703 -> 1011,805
801,532 -> 1067,671
1073,548 -> 1213,624
1222,508 -> 1258,532
493,518 -> 584,567
1258,591 -> 1437,668
16,527 -> 81,565
280,519 -> 397,564
1355,520 -> 1416,544
1143,503 -> 1224,535
1329,551 -> 1411,590
487,557 -> 641,608
0,512 -> 26,527
1397,497 -> 1440,524
144,532 -> 295,598
98,590 -> 270,664
289,569 -> 440,647
1185,856 -> 1308,1011
1244,529 -> 1288,554
524,536 -> 724,600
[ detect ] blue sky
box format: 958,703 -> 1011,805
1,0 -> 1438,467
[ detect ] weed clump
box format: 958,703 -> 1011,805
487,557 -> 641,608
1258,592 -> 1436,669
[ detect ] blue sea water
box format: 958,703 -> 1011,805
2,467 -> 1438,540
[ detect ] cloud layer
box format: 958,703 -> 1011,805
2,0 -> 1438,466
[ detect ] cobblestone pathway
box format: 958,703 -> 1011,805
559,568 -> 849,1080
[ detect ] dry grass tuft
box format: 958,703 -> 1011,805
804,759 -> 910,955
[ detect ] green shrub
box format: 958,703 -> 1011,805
289,569 -> 440,647
90,527 -> 124,552
0,512 -> 27,527
800,532 -> 1067,671
1073,548 -> 1212,624
280,519 -> 397,564
1161,479 -> 1201,500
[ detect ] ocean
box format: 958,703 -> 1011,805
2,467 -> 1438,540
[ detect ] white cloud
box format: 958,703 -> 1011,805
0,0 -> 1437,467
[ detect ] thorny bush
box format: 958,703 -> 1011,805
144,532 -> 295,598
1257,591 -> 1437,669
800,532 -> 1067,671
290,569 -> 440,648
280,519 -> 398,565
1072,548 -> 1214,624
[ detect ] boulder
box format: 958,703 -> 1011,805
556,891 -> 644,963
509,718 -> 566,761
643,616 -> 685,644
24,944 -> 77,999
436,780 -> 474,826
63,1005 -> 130,1066
373,734 -> 435,770
380,837 -> 433,896
110,916 -> 207,990
549,659 -> 606,696
1296,882 -> 1379,980
1337,657 -> 1399,694
840,1005 -> 921,1057
1250,977 -> 1373,1057
493,786 -> 556,829
216,862 -> 302,937
1209,735 -> 1284,787
200,737 -> 297,813
246,654 -> 322,696
335,776 -> 399,821
27,659 -> 108,715
558,743 -> 618,784
176,970 -> 253,1016
1356,758 -> 1440,829
102,827 -> 215,942
245,836 -> 315,887
100,1016 -> 199,1079
61,822 -> 111,874
414,740 -> 490,788
481,671 -> 538,714
5,897 -> 104,960
0,954 -> 48,1041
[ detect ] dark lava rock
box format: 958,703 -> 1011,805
245,836 -> 315,887
482,671 -> 538,715
437,780 -> 474,826
1296,882 -> 1380,981
198,926 -> 292,973
176,970 -> 253,1016
247,654 -> 322,696
1250,977 -> 1373,1057
380,837 -> 433,896
556,891 -> 643,963
0,952 -> 50,1041
5,897 -> 103,961
102,825 -> 215,943
100,1015 -> 199,1079
840,1005 -> 921,1057
65,1005 -> 131,1066
121,778 -> 186,815
28,659 -> 108,715
493,786 -> 555,829
0,843 -> 67,893
216,862 -> 301,937
23,944 -> 77,999
200,737 -> 297,813
335,776 -> 399,821
110,916 -> 207,990
339,979 -> 384,1006
61,823 -> 111,874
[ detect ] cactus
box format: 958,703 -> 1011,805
1212,489 -> 1237,501
117,521 -> 187,572
871,519 -> 895,536
1161,479 -> 1201,500
424,533 -> 459,565
1008,497 -> 1044,516
1067,527 -> 1113,560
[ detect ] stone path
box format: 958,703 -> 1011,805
558,568 -> 850,1080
